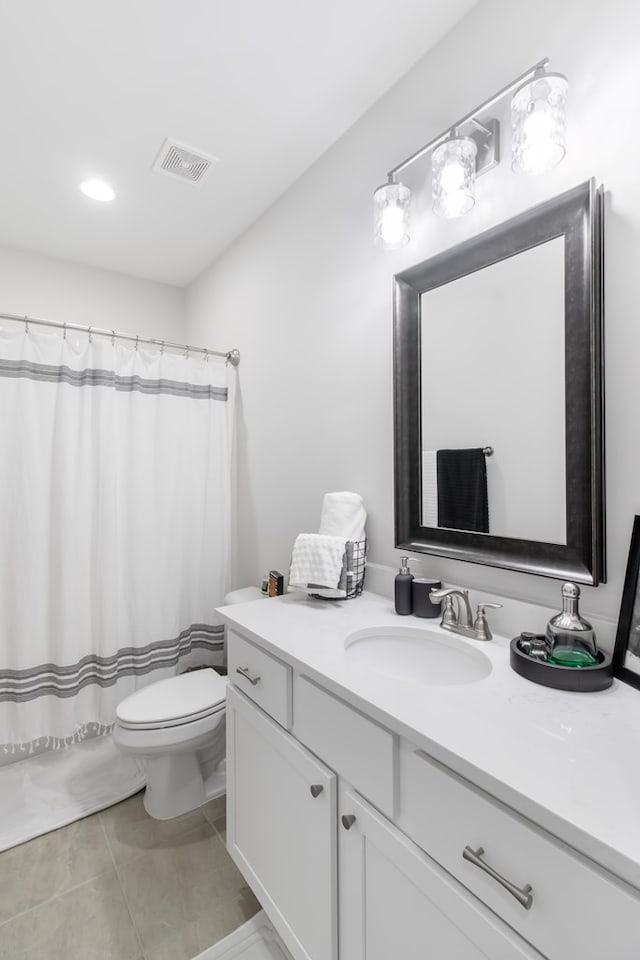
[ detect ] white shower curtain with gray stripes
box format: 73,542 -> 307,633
0,324 -> 235,755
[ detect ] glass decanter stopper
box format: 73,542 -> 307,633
546,582 -> 598,667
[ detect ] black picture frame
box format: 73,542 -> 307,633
613,516 -> 640,690
393,179 -> 605,584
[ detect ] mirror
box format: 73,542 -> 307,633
394,180 -> 605,584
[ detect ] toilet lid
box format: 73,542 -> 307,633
116,670 -> 226,729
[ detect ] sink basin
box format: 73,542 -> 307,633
344,626 -> 492,687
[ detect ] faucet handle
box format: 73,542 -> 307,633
473,602 -> 503,641
428,589 -> 459,628
440,594 -> 458,628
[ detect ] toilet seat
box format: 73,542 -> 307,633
116,669 -> 226,731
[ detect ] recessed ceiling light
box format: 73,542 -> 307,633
79,180 -> 116,202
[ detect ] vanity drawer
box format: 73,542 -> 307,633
227,629 -> 292,729
293,675 -> 397,819
399,748 -> 640,960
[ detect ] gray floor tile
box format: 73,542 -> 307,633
99,790 -> 209,867
202,795 -> 226,840
0,870 -> 142,960
119,822 -> 260,960
0,813 -> 113,925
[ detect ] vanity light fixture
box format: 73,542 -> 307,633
374,58 -> 567,246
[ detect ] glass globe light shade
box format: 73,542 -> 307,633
511,72 -> 568,175
373,180 -> 411,249
432,137 -> 477,218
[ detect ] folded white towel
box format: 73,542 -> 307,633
318,492 -> 366,543
421,451 -> 438,527
289,533 -> 347,592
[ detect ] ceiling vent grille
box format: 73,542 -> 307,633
152,138 -> 218,186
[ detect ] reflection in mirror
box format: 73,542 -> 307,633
420,237 -> 566,543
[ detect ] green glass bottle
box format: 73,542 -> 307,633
546,582 -> 598,667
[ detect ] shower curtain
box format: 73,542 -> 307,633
0,324 -> 235,755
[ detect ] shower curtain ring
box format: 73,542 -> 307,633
135,335 -> 139,351
63,323 -> 67,340
111,330 -> 116,347
24,315 -> 29,335
160,340 -> 165,355
204,348 -> 208,363
88,326 -> 92,343
185,344 -> 190,359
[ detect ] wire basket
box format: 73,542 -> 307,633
310,539 -> 366,601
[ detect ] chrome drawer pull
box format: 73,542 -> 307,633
236,666 -> 260,686
310,784 -> 324,798
462,846 -> 533,911
341,814 -> 356,830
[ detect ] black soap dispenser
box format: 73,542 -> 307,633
394,557 -> 414,615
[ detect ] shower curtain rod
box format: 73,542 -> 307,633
0,310 -> 240,365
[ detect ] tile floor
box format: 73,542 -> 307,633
0,792 -> 261,960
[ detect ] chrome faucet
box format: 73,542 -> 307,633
429,587 -> 502,641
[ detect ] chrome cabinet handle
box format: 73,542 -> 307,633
310,784 -> 324,798
463,846 -> 533,910
341,814 -> 356,830
236,666 -> 260,686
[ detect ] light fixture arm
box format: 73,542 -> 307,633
386,57 -> 549,180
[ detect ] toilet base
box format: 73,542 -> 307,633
144,752 -> 205,819
142,754 -> 226,820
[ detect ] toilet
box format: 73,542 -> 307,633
113,586 -> 265,820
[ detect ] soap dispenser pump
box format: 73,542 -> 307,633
394,557 -> 414,616
546,582 -> 598,667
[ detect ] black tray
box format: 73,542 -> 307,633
510,635 -> 613,692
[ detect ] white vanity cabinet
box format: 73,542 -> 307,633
226,683 -> 338,960
225,624 -> 640,960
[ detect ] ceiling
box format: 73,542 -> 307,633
0,0 -> 477,287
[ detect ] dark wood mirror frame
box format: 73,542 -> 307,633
393,179 -> 605,585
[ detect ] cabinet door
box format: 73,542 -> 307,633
226,685 -> 337,960
339,786 -> 542,960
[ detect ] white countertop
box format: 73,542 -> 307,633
218,590 -> 640,891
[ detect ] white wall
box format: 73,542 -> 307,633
186,0 -> 640,637
0,245 -> 185,341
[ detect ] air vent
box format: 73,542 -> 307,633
152,138 -> 218,186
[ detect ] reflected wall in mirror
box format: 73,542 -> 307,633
394,180 -> 605,584
420,237 -> 566,543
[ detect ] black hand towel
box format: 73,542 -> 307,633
437,448 -> 489,534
